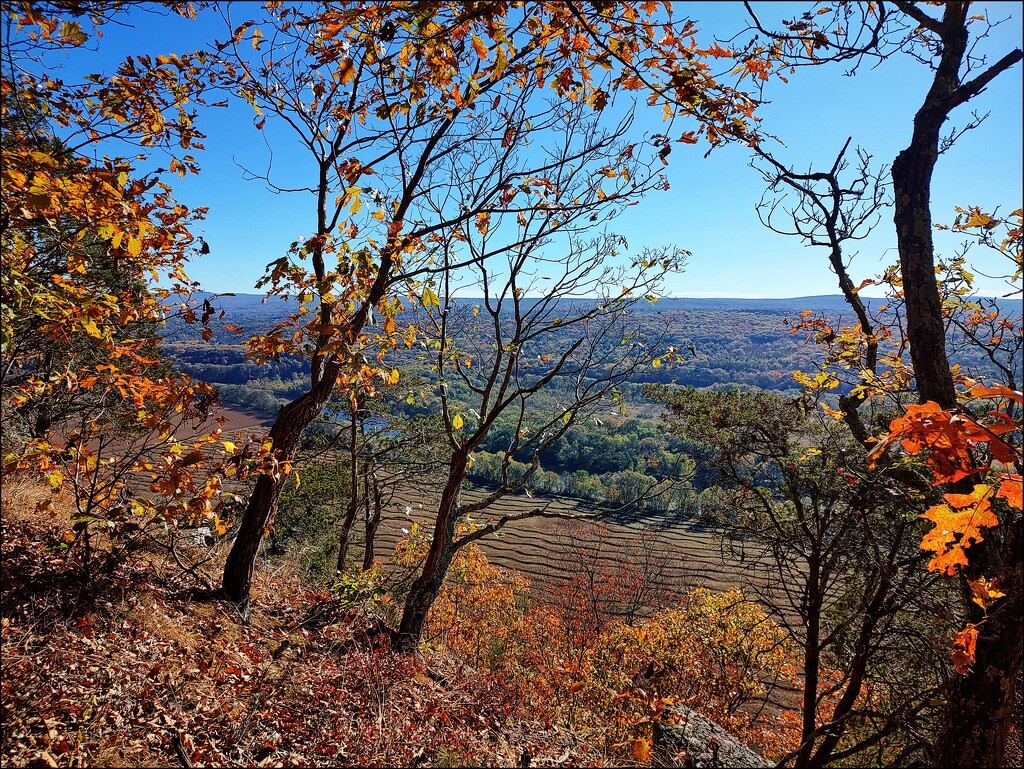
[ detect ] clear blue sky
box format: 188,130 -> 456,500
31,2 -> 1024,298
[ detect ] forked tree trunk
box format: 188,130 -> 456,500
362,472 -> 383,571
394,451 -> 468,652
336,408 -> 360,573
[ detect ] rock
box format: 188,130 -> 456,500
177,526 -> 214,546
652,706 -> 772,768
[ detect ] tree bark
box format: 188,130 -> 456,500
889,7 -> 1023,765
336,406 -> 360,573
394,451 -> 468,652
221,371 -> 337,614
933,526 -> 1023,768
362,472 -> 382,571
890,6 -> 967,410
795,555 -> 822,768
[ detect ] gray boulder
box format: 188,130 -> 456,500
652,706 -> 772,768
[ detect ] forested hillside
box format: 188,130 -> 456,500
165,292 -> 1019,416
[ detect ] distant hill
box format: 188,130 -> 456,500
646,295 -> 874,312
162,292 -> 1020,417
177,291 -> 1015,320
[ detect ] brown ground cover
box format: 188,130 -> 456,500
0,482 -> 606,768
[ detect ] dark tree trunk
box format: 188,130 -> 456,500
933,525 -> 1023,768
795,555 -> 822,768
362,473 -> 382,571
808,570 -> 892,768
394,451 -> 468,652
889,7 -> 1023,765
890,9 -> 966,411
336,408 -> 360,573
335,493 -> 358,573
221,375 -> 336,614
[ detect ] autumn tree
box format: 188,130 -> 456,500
593,586 -> 801,762
548,519 -> 679,661
326,390 -> 444,573
656,386 -> 951,766
210,1 -> 760,617
1,2 -> 233,575
733,3 -> 1022,764
394,224 -> 683,649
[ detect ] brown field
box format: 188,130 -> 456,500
175,405 -> 272,439
368,485 -> 778,610
170,408 -> 780,614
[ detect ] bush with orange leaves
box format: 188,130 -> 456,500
588,587 -> 801,760
393,526 -> 801,762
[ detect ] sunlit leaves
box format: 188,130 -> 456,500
862,374 -> 1020,674
920,485 -> 999,576
421,286 -> 441,308
967,577 -> 1007,610
1,2 -> 237,567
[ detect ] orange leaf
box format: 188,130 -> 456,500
996,475 -> 1022,510
969,383 -> 1022,404
631,737 -> 652,762
920,487 -> 999,575
471,35 -> 488,60
951,624 -> 979,675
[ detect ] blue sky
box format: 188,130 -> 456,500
32,2 -> 1024,298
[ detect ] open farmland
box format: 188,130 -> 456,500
175,408 -> 778,617
371,485 -> 777,613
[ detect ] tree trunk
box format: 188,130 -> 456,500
890,8 -> 1023,765
362,473 -> 382,571
795,555 -> 822,768
336,408 -> 360,573
221,375 -> 336,614
394,451 -> 468,652
933,524 -> 1023,768
891,86 -> 959,408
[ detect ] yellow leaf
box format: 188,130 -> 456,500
967,576 -> 1005,609
222,440 -> 237,455
452,413 -> 464,430
82,318 -> 102,338
422,286 -> 440,308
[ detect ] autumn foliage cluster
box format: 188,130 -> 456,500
383,520 -> 804,763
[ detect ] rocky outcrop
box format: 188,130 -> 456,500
652,706 -> 772,768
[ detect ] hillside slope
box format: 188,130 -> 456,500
0,484 -> 605,768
